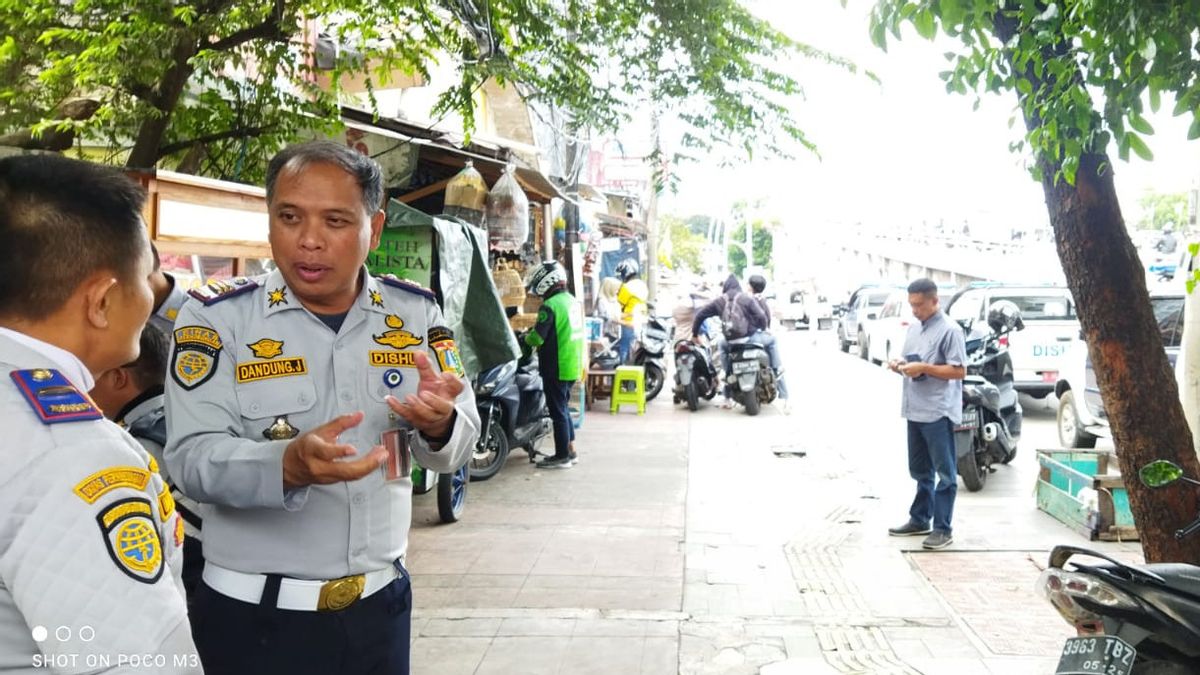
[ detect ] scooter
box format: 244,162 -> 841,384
1038,459 -> 1200,675
412,461 -> 470,523
726,338 -> 777,417
955,301 -> 1024,492
633,313 -> 670,402
672,338 -> 720,411
469,352 -> 553,481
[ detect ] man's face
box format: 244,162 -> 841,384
104,236 -> 156,371
268,161 -> 384,314
908,292 -> 938,323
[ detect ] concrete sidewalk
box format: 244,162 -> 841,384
406,334 -> 1141,674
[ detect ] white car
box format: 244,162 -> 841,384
1054,291 -> 1185,447
864,288 -> 958,365
945,284 -> 1080,398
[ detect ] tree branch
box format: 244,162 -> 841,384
204,0 -> 289,52
156,124 -> 275,157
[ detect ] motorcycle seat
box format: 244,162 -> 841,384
728,340 -> 763,353
1143,563 -> 1200,600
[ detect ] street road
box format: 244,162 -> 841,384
406,325 -> 1138,675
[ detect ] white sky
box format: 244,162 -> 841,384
658,0 -> 1200,238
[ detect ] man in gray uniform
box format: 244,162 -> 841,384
0,154 -> 199,672
148,243 -> 189,336
91,323 -> 204,600
164,141 -> 479,674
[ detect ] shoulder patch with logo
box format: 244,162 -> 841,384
187,277 -> 259,306
374,315 -> 423,349
10,369 -> 102,424
428,326 -> 465,377
377,274 -> 436,301
171,325 -> 222,390
96,497 -> 164,584
74,467 -> 153,504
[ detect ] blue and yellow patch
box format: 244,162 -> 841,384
171,325 -> 222,390
10,369 -> 102,424
96,497 -> 163,584
188,277 -> 259,306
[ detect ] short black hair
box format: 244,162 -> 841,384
0,154 -> 148,319
265,141 -> 384,216
907,278 -> 938,298
748,274 -> 767,294
126,322 -> 170,390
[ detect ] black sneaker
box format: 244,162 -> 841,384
888,521 -> 932,537
922,531 -> 953,550
536,456 -> 573,470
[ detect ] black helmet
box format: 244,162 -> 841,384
615,259 -> 639,282
987,300 -> 1024,333
748,274 -> 766,294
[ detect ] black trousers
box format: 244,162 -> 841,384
544,378 -> 576,458
191,563 -> 413,675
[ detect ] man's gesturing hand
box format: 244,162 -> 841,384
282,412 -> 386,490
387,351 -> 463,440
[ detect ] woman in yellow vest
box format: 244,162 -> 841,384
614,259 -> 648,363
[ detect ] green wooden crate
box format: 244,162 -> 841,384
1036,449 -> 1138,542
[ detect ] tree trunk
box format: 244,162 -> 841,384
125,35 -> 198,169
994,15 -> 1200,563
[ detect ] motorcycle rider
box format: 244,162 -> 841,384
614,259 -> 648,364
691,274 -> 767,408
747,274 -> 789,405
524,261 -> 585,469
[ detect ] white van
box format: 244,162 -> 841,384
945,284 -> 1079,399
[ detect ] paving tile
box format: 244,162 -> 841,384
420,617 -> 502,638
409,637 -> 490,675
497,617 -> 577,637
560,636 -> 646,675
641,637 -> 678,674
474,636 -> 569,675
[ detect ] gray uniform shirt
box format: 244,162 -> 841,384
164,268 -> 479,580
121,395 -> 202,541
149,276 -> 188,337
0,333 -> 198,674
899,311 -> 967,424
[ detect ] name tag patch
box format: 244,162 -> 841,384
236,357 -> 308,383
369,351 -> 418,368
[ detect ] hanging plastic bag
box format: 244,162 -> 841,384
484,165 -> 529,251
444,160 -> 489,226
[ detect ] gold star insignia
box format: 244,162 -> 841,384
369,289 -> 384,308
267,287 -> 288,308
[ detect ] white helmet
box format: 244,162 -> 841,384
525,261 -> 568,297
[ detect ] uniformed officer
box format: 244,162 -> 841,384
164,140 -> 479,675
91,323 -> 205,600
148,243 -> 189,335
0,154 -> 199,672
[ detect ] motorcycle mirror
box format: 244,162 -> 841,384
1140,460 -> 1185,488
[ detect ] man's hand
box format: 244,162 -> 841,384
282,412 -> 386,490
387,351 -> 463,441
887,358 -> 906,374
898,361 -> 926,378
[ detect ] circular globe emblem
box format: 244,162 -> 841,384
175,351 -> 210,383
116,520 -> 160,574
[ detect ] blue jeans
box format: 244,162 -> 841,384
749,331 -> 787,399
907,418 -> 957,534
543,379 -> 576,459
618,325 -> 636,364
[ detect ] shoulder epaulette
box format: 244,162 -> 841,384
377,274 -> 436,301
10,369 -> 102,424
188,277 -> 259,306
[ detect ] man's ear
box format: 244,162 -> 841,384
368,210 -> 385,251
96,366 -> 130,392
82,274 -> 119,330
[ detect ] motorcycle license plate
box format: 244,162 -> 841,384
1054,635 -> 1135,675
732,361 -> 757,374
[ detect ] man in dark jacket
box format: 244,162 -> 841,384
691,274 -> 766,407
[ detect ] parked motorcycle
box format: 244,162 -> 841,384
1038,459 -> 1200,675
633,313 -> 670,402
954,300 -> 1024,491
672,338 -> 720,411
412,462 -> 470,523
469,352 -> 552,481
726,337 -> 777,416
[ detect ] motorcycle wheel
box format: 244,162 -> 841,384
644,362 -> 665,402
437,463 -> 469,523
958,438 -> 987,492
469,420 -> 509,482
685,382 -> 699,412
743,391 -> 761,416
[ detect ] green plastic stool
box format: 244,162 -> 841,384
610,365 -> 646,415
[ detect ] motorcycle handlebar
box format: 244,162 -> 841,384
1175,518 -> 1200,540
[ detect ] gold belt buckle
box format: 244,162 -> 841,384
317,574 -> 366,612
